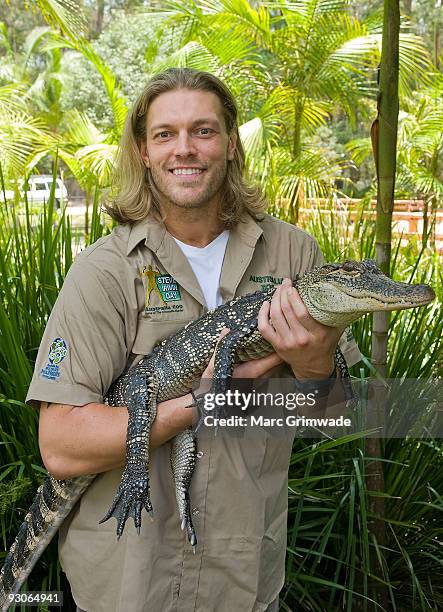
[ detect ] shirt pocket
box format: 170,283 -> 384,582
131,317 -> 192,356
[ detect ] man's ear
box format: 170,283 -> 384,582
227,131 -> 237,161
139,141 -> 150,168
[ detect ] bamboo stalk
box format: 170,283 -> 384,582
367,0 -> 400,609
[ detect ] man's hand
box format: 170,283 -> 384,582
258,278 -> 346,380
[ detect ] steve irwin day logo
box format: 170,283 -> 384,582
40,337 -> 68,381
141,265 -> 184,315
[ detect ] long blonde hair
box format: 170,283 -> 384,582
104,68 -> 267,226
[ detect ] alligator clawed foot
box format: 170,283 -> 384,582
99,465 -> 152,537
179,492 -> 197,550
194,397 -> 228,434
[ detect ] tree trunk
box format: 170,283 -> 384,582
95,0 -> 105,37
367,0 -> 400,609
422,197 -> 429,249
292,95 -> 303,160
290,95 -> 304,223
372,0 -> 399,365
435,1 -> 442,70
402,0 -> 412,15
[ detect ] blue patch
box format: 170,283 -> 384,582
40,337 -> 68,381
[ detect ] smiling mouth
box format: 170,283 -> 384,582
169,168 -> 205,176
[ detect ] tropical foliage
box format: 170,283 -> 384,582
1,0 -> 441,213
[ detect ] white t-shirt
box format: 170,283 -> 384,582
173,230 -> 230,310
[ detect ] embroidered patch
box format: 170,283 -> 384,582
249,274 -> 283,292
140,266 -> 183,314
144,304 -> 184,315
40,337 -> 68,381
141,265 -> 166,306
155,275 -> 181,302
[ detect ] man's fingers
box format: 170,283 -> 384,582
266,279 -> 311,346
284,286 -> 317,332
216,328 -> 230,344
210,327 -> 230,364
269,285 -> 291,336
281,278 -> 292,289
258,301 -> 277,342
204,328 -> 230,377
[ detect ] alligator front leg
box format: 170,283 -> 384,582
193,319 -> 260,433
100,373 -> 158,537
212,319 -> 259,417
170,429 -> 197,549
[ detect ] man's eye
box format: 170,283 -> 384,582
197,127 -> 213,136
156,131 -> 171,139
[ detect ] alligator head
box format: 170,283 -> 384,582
296,259 -> 436,327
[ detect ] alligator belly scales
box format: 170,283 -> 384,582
0,260 -> 435,609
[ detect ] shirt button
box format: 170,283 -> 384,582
192,508 -> 200,516
196,451 -> 204,459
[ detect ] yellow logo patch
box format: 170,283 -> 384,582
140,265 -> 184,315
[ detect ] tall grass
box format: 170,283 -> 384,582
0,192 -> 441,610
0,184 -> 110,604
302,200 -> 442,378
282,200 -> 443,611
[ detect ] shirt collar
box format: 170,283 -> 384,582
126,211 -> 263,256
231,211 -> 263,246
126,215 -> 166,255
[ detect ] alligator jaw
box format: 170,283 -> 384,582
297,260 -> 436,327
330,281 -> 436,310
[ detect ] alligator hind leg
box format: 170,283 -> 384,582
170,429 -> 197,549
100,373 -> 158,537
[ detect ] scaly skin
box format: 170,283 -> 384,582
0,260 -> 435,610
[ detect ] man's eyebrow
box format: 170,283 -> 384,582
149,118 -> 221,132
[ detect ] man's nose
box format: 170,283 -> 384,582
174,131 -> 197,156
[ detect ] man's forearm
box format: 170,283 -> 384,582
39,394 -> 195,480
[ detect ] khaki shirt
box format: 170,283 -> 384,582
26,213 -> 361,612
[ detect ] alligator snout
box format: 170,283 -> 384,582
416,284 -> 436,304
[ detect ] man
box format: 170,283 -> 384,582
27,68 -> 360,611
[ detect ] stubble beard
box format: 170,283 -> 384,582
149,160 -> 228,211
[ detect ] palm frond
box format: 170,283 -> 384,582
274,146 -> 345,205
49,36 -> 128,137
346,137 -> 373,165
198,0 -> 272,45
75,143 -> 118,187
64,109 -> 107,147
150,40 -> 221,74
29,0 -> 87,40
0,112 -> 48,179
22,26 -> 53,70
0,84 -> 28,115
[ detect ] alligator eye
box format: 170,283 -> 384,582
342,261 -> 358,272
327,268 -> 361,277
326,268 -> 359,276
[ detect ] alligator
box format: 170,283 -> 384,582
0,259 -> 435,610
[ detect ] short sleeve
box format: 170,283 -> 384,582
26,257 -> 129,407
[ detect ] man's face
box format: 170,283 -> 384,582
140,88 -> 237,212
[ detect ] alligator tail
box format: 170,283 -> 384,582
0,474 -> 95,611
